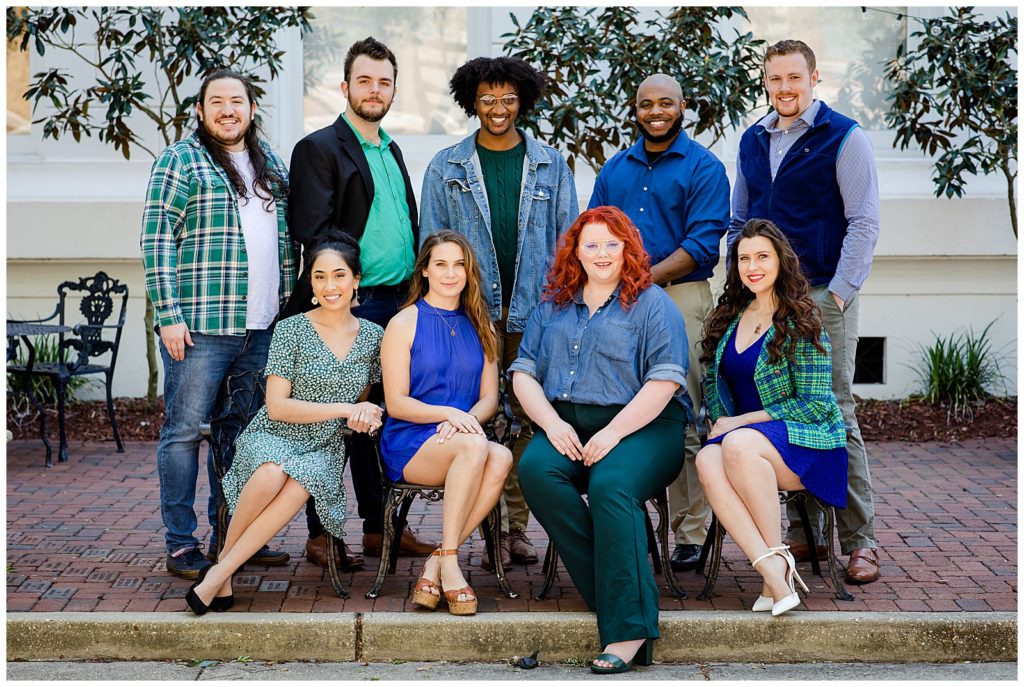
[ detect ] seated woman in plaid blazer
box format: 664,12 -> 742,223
695,218 -> 848,617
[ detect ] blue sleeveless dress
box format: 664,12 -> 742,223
379,299 -> 485,482
705,326 -> 848,508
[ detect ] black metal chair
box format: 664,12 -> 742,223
199,369 -> 354,598
536,488 -> 687,600
696,490 -> 855,602
365,373 -> 523,600
7,271 -> 128,464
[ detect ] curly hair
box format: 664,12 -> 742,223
700,218 -> 826,365
542,206 -> 653,311
195,69 -> 286,213
449,56 -> 547,118
403,231 -> 498,362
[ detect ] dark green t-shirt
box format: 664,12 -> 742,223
477,139 -> 526,307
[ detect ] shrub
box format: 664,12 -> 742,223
913,322 -> 1006,421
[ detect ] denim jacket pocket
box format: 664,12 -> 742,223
445,178 -> 482,222
528,184 -> 553,228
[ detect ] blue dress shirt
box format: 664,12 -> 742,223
588,130 -> 731,282
510,284 -> 693,420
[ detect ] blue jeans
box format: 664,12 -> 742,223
157,328 -> 272,553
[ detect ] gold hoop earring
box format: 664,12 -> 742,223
311,296 -> 318,305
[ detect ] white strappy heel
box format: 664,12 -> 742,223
751,544 -> 809,616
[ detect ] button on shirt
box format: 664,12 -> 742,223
343,113 -> 414,286
588,130 -> 731,281
510,285 -> 692,416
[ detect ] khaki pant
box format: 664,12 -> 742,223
496,316 -> 532,533
788,287 -> 876,554
663,280 -> 715,546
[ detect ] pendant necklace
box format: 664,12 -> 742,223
425,300 -> 458,337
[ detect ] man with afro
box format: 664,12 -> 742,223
420,56 -> 579,570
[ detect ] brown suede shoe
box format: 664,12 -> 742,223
784,538 -> 829,563
845,547 -> 881,584
362,527 -> 439,558
305,534 -> 364,571
507,526 -> 538,564
481,533 -> 513,571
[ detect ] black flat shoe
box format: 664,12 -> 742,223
185,564 -> 213,616
590,639 -> 654,674
210,595 -> 234,612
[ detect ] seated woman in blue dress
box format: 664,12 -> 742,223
696,218 -> 848,617
379,231 -> 513,616
186,231 -> 384,615
512,206 -> 693,674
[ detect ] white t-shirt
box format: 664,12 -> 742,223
229,149 -> 280,330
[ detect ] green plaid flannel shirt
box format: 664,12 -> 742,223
140,133 -> 298,336
705,313 -> 846,450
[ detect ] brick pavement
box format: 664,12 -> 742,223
6,439 -> 1016,614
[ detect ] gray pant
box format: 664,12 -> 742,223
664,280 -> 714,546
787,286 -> 876,554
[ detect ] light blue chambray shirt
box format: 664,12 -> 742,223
728,100 -> 880,302
510,284 -> 694,421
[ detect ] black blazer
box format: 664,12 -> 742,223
282,114 -> 419,317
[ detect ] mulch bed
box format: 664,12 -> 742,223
6,395 -> 1017,444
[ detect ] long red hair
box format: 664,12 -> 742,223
542,206 -> 653,309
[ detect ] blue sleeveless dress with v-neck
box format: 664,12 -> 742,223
705,326 -> 848,508
379,299 -> 485,482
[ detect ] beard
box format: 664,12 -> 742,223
201,119 -> 250,149
350,97 -> 391,123
636,113 -> 683,145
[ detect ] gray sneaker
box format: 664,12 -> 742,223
166,546 -> 212,580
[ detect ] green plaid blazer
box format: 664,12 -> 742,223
704,313 -> 846,450
140,134 -> 298,336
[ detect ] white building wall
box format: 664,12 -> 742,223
6,8 -> 1018,400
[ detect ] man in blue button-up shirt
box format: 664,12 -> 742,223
589,74 -> 731,573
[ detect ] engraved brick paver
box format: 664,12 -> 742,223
6,439 -> 1016,613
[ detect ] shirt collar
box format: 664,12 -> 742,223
757,99 -> 821,132
571,283 -> 623,306
626,127 -> 691,163
341,111 -> 392,148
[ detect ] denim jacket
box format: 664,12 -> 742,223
420,129 -> 579,332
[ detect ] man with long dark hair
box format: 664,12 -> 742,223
283,37 -> 437,569
420,56 -> 579,569
141,69 -> 297,579
589,74 -> 731,574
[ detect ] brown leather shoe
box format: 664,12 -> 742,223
362,527 -> 439,558
481,532 -> 513,571
305,534 -> 364,571
845,547 -> 880,584
507,526 -> 538,564
784,538 -> 829,563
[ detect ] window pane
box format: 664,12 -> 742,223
303,7 -> 468,136
7,8 -> 30,135
744,7 -> 907,128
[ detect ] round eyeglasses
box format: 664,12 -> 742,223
477,94 -> 519,108
579,240 -> 624,256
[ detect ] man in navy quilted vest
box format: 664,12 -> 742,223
727,39 -> 882,584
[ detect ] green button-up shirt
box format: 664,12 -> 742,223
140,133 -> 298,336
343,113 -> 414,286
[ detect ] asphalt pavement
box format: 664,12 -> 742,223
5,659 -> 1018,681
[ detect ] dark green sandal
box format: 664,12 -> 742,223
590,639 -> 654,674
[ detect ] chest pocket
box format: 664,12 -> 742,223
591,319 -> 639,363
445,178 -> 482,221
528,184 -> 552,229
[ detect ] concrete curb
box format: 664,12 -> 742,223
7,611 -> 1017,663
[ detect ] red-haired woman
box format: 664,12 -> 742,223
512,207 -> 693,673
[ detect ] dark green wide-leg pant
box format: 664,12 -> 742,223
520,401 -> 686,647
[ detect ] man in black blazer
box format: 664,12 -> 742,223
284,36 -> 437,569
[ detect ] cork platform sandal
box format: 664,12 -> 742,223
437,548 -> 477,616
411,549 -> 442,610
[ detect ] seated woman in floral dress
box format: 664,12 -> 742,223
186,231 -> 383,615
696,218 -> 848,617
379,231 -> 512,616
